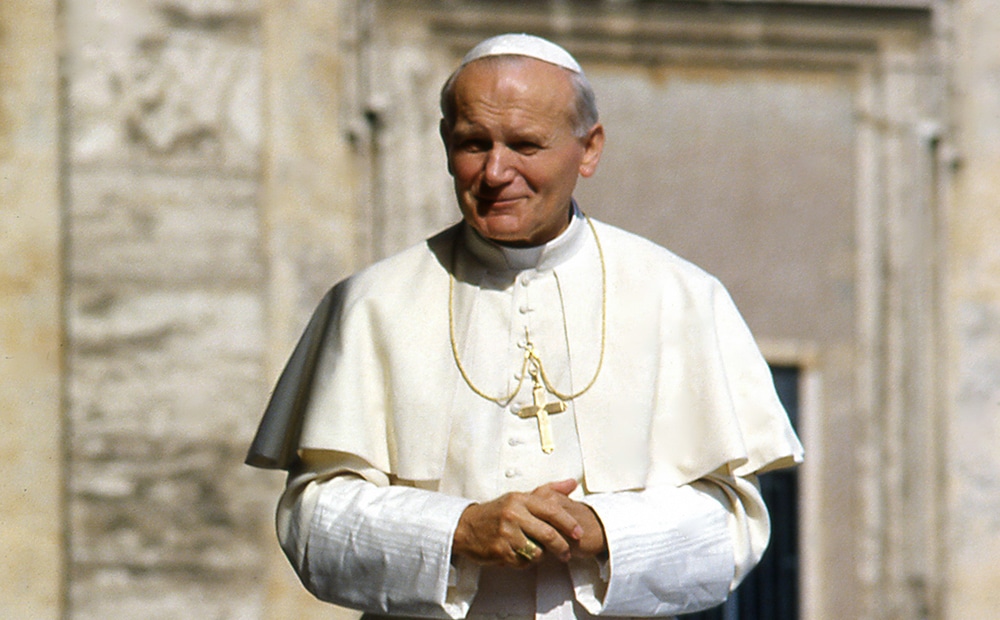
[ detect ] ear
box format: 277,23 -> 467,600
439,119 -> 455,176
578,123 -> 605,178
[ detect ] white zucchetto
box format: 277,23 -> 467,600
460,33 -> 583,74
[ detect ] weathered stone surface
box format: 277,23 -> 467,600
66,0 -> 262,171
947,0 -> 1000,615
68,289 -> 266,441
68,439 -> 271,566
66,440 -> 278,618
948,304 -> 1000,616
68,173 -> 263,285
0,1 -> 64,618
62,0 -> 271,616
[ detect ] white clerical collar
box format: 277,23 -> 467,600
462,204 -> 588,272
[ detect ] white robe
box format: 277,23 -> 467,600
249,209 -> 804,619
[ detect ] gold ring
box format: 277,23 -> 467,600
515,539 -> 539,561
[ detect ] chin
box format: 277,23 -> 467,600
482,230 -> 529,245
472,217 -> 529,244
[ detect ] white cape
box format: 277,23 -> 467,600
247,217 -> 802,492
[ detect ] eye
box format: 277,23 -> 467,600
512,142 -> 541,155
457,138 -> 490,153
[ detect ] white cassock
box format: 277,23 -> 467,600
247,206 -> 804,620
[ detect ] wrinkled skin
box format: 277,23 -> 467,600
441,57 -> 604,247
452,479 -> 607,567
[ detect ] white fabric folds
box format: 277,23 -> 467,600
256,210 -> 804,618
246,213 -> 802,492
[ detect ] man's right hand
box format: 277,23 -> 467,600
451,479 -> 604,568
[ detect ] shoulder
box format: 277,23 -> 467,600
588,218 -> 722,294
331,223 -> 459,312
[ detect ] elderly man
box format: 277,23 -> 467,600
247,33 -> 803,619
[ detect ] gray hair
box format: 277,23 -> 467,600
439,55 -> 599,138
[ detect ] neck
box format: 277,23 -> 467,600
491,207 -> 574,249
463,206 -> 586,272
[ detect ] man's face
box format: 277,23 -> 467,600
441,57 -> 604,247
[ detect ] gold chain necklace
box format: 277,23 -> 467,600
448,216 -> 607,407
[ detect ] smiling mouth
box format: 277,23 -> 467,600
475,195 -> 524,208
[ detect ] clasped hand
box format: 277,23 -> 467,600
452,478 -> 607,568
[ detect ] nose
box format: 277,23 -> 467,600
483,146 -> 515,186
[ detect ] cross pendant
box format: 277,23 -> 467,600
517,371 -> 566,454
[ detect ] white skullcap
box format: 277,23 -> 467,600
461,33 -> 583,74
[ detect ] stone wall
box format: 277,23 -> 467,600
62,1 -> 275,617
947,0 -> 1000,615
0,1 -> 63,618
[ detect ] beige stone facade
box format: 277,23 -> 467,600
2,0 -> 998,618
1,2 -> 63,618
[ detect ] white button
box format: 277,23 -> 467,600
505,468 -> 519,478
507,437 -> 520,446
519,305 -> 532,314
519,275 -> 530,287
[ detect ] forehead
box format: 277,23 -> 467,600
451,57 -> 576,131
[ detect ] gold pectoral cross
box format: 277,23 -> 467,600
517,367 -> 566,454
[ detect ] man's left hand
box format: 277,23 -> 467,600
531,479 -> 608,559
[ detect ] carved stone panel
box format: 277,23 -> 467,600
66,0 -> 261,170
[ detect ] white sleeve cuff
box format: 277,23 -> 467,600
574,484 -> 735,617
299,477 -> 477,618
